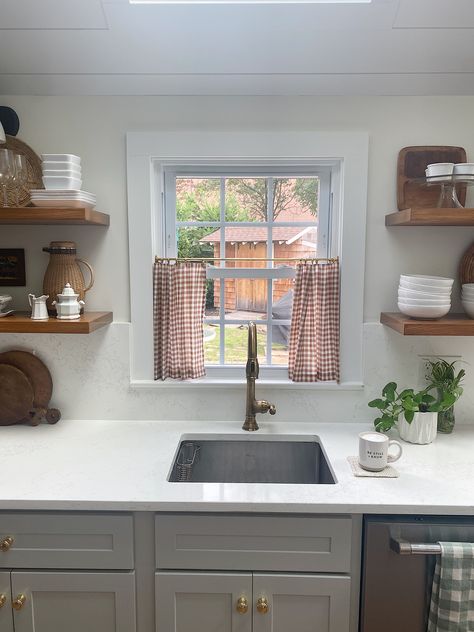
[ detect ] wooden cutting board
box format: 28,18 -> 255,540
0,364 -> 34,425
397,146 -> 467,211
0,350 -> 53,408
459,242 -> 474,285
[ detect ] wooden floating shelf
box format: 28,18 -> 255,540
0,312 -> 113,334
385,207 -> 474,226
381,312 -> 474,336
0,207 -> 110,226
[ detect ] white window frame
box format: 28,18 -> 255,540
126,130 -> 368,388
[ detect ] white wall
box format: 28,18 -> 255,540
1,95 -> 474,423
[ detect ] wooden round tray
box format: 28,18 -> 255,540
3,135 -> 43,207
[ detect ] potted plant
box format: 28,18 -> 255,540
424,358 -> 465,434
368,382 -> 457,444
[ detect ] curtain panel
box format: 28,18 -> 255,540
153,261 -> 206,380
288,260 -> 340,382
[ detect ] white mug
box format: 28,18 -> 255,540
359,431 -> 403,471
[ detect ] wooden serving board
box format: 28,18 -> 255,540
0,364 -> 34,425
459,242 -> 474,286
397,146 -> 467,211
0,350 -> 52,408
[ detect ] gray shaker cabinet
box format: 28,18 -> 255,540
156,572 -> 252,632
10,571 -> 136,632
154,514 -> 356,632
0,572 -> 13,632
156,571 -> 350,632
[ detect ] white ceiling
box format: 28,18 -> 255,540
1,0 -> 474,95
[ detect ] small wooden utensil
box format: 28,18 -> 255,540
0,364 -> 34,425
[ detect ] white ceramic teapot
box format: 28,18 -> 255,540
28,294 -> 49,320
52,283 -> 85,320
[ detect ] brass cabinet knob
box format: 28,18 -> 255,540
0,537 -> 13,552
12,594 -> 26,611
236,596 -> 248,614
256,597 -> 269,614
0,594 -> 6,608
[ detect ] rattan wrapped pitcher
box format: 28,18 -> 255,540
42,241 -> 94,313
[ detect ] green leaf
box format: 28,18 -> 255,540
368,399 -> 386,409
399,389 -> 414,399
404,409 -> 415,423
421,394 -> 436,404
382,382 -> 397,402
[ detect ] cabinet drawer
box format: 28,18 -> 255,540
0,512 -> 134,569
155,514 -> 352,572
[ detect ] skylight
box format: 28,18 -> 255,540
130,0 -> 371,4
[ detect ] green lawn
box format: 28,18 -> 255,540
204,324 -> 287,364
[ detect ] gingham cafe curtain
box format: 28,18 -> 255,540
288,259 -> 340,383
153,261 -> 206,380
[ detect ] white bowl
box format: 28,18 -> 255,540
400,274 -> 454,288
398,302 -> 450,319
41,154 -> 81,165
398,296 -> 451,306
462,300 -> 474,319
42,168 -> 81,178
462,283 -> 474,291
42,176 -> 82,190
461,288 -> 474,297
398,287 -> 449,301
454,163 -> 474,176
426,163 -> 454,177
0,295 -> 12,311
399,280 -> 452,294
42,161 -> 82,172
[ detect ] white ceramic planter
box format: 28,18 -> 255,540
398,412 -> 438,445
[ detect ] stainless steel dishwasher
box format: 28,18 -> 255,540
360,515 -> 474,631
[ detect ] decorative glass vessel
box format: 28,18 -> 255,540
437,399 -> 455,434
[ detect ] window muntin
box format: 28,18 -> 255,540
164,167 -> 332,373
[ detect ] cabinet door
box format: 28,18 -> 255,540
253,574 -> 351,632
156,572 -> 252,632
10,571 -> 135,632
0,572 -> 13,632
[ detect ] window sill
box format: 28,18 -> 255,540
130,379 -> 364,390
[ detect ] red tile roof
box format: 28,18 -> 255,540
201,226 -> 315,243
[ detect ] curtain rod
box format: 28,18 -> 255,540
155,256 -> 338,263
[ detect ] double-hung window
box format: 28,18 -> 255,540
126,130 -> 368,386
162,165 -> 331,380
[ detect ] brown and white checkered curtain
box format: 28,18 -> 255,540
153,261 -> 206,380
288,260 -> 340,382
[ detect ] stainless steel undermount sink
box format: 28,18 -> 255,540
168,435 -> 336,484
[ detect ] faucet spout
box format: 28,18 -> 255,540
242,322 -> 277,432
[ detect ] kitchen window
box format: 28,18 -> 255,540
161,166 -> 331,380
126,130 -> 368,386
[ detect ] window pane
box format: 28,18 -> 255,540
271,280 -> 293,365
177,226 -> 216,259
225,178 -> 268,222
225,324 -> 267,365
272,177 -> 319,222
203,324 -> 219,365
222,278 -> 267,318
176,178 -> 220,222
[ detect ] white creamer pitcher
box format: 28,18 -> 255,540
28,294 -> 49,320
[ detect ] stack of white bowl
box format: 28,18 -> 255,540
398,275 -> 453,319
30,154 -> 96,208
41,154 -> 82,190
461,284 -> 474,318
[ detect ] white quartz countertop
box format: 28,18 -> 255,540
0,420 -> 473,514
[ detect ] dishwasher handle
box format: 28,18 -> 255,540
390,538 -> 442,556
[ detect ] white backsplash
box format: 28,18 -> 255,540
1,322 -> 473,424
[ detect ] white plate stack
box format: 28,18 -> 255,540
461,284 -> 474,318
398,274 -> 453,319
30,154 -> 96,209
